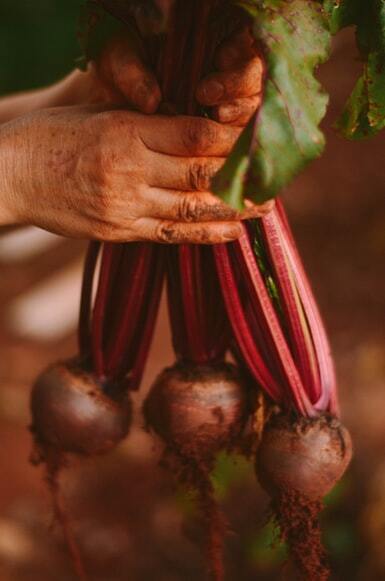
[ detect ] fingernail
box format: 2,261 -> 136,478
219,103 -> 240,123
202,80 -> 224,103
224,223 -> 242,240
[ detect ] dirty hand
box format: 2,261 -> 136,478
0,107 -> 269,243
86,26 -> 264,125
196,26 -> 264,127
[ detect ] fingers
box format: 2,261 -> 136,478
137,114 -> 241,156
139,188 -> 274,223
212,95 -> 262,126
99,37 -> 161,114
147,154 -> 224,191
215,27 -> 259,71
196,58 -> 263,107
133,217 -> 243,244
244,198 -> 275,218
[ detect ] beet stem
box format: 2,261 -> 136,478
234,227 -> 314,416
213,244 -> 284,402
122,247 -> 165,387
105,244 -> 155,375
78,242 -> 100,360
91,243 -> 115,378
274,202 -> 339,415
261,211 -> 322,403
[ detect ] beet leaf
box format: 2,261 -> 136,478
325,0 -> 385,139
212,0 -> 331,207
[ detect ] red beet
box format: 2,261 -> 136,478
256,413 -> 353,579
144,361 -> 248,581
144,362 -> 248,462
31,361 -> 131,457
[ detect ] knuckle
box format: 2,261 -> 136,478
183,118 -> 218,153
187,161 -> 214,191
155,220 -> 180,243
177,194 -> 206,222
178,194 -> 236,223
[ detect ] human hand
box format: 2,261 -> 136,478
0,107 -> 270,243
196,27 -> 263,127
70,34 -> 161,114
73,25 -> 263,125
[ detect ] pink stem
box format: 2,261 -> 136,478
274,202 -> 338,415
213,244 -> 284,403
234,228 -> 315,416
261,212 -> 321,403
78,242 -> 100,360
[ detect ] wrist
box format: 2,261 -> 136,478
0,119 -> 31,227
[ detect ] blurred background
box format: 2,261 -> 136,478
0,1 -> 384,579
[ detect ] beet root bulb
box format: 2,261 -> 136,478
144,362 -> 248,464
256,413 -> 353,580
31,361 -> 131,458
257,413 -> 352,500
144,362 -> 249,581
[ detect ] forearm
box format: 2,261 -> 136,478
0,70 -> 96,124
0,121 -> 20,225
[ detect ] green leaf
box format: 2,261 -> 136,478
325,0 -> 385,139
212,0 -> 331,207
337,53 -> 385,139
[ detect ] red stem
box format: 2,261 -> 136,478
105,244 -> 154,375
233,228 -> 315,416
213,244 -> 284,402
274,202 -> 338,415
91,243 -> 115,379
78,241 -> 100,361
261,211 -> 322,404
127,247 -> 165,389
167,245 -> 229,365
178,245 -> 210,363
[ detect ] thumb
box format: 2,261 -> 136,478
98,36 -> 161,114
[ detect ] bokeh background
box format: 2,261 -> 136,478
0,1 -> 384,580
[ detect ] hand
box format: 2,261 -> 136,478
69,34 -> 161,114
0,107 -> 269,244
72,26 -> 263,125
196,27 -> 263,127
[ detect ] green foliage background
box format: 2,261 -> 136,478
0,0 -> 81,95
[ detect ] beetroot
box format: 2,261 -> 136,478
144,362 -> 247,462
144,361 -> 248,581
256,413 -> 353,579
31,361 -> 131,458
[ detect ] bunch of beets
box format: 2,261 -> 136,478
30,1 -> 352,580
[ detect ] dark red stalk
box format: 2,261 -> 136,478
167,245 -> 229,365
105,243 -> 155,375
127,248 -> 164,389
91,243 -> 115,378
112,245 -> 165,384
213,244 -> 284,402
78,241 -> 101,361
